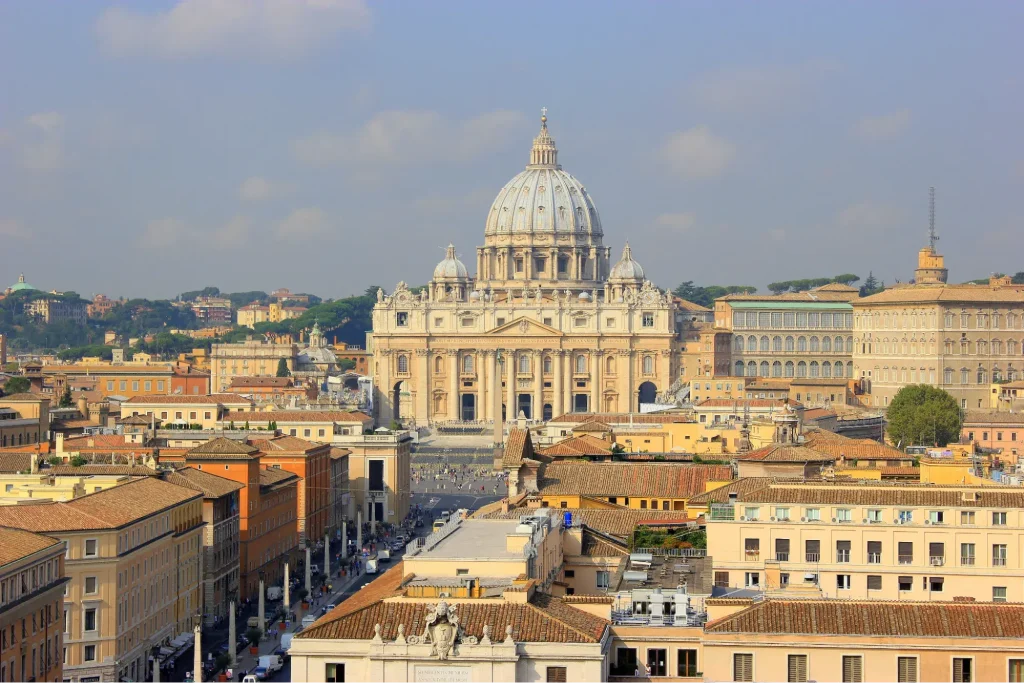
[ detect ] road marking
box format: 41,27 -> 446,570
426,497 -> 440,509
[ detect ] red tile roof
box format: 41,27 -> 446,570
736,445 -> 834,463
502,428 -> 534,469
0,527 -> 62,567
226,410 -> 371,423
123,393 -> 252,405
537,434 -> 612,458
539,461 -> 732,499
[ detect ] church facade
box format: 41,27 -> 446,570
369,113 -> 685,426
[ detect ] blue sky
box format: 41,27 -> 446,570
1,1 -> 1021,299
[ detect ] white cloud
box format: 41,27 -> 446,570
138,218 -> 187,249
660,126 -> 736,179
654,212 -> 697,234
276,207 -> 329,238
836,201 -> 906,230
853,109 -> 912,140
238,177 -> 276,202
21,111 -> 66,171
95,0 -> 370,60
0,219 -> 30,240
691,60 -> 838,113
211,215 -> 251,247
292,109 -> 525,168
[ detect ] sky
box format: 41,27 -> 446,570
1,0 -> 1022,300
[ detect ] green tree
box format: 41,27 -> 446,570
887,384 -> 962,449
859,271 -> 883,297
276,358 -> 290,377
1012,272 -> 1024,285
338,358 -> 356,372
58,386 -> 73,408
672,281 -> 756,308
2,376 -> 30,396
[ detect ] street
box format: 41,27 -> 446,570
410,462 -> 506,519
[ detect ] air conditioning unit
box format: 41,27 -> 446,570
739,516 -> 746,521
770,516 -> 777,522
800,517 -> 807,522
831,518 -> 838,523
894,519 -> 902,524
862,519 -> 868,524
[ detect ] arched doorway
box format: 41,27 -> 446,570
517,394 -> 532,420
461,394 -> 476,421
637,381 -> 657,410
542,403 -> 553,421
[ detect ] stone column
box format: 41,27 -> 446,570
341,522 -> 348,561
228,601 -> 236,666
415,349 -> 429,425
626,350 -> 635,413
357,510 -> 363,552
154,653 -> 161,683
486,351 -> 497,422
552,350 -> 563,418
591,350 -> 603,414
448,350 -> 460,420
283,565 -> 290,612
475,351 -> 485,422
324,534 -> 330,578
659,349 -> 671,391
533,350 -> 544,420
258,579 -> 265,632
563,351 -> 574,413
506,349 -> 515,419
304,548 -> 312,598
193,623 -> 202,683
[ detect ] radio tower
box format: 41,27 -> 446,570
928,187 -> 938,250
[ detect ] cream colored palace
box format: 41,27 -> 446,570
370,112 -> 681,426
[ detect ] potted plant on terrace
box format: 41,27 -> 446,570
245,627 -> 262,656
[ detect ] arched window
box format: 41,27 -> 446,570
993,367 -> 1003,382
834,362 -> 844,378
821,361 -> 832,378
734,335 -> 745,353
797,361 -> 807,378
785,336 -> 795,352
944,339 -> 953,354
1010,368 -> 1019,381
772,361 -> 782,377
747,360 -> 757,376
993,340 -> 1003,355
760,336 -> 770,352
944,368 -> 953,384
809,336 -> 820,352
961,368 -> 969,384
605,356 -> 615,374
575,354 -> 586,374
747,335 -> 757,351
822,336 -> 832,352
519,354 -> 530,374
834,336 -> 844,353
759,361 -> 770,377
1009,340 -> 1019,356
397,355 -> 408,373
797,336 -> 807,352
1009,313 -> 1018,329
544,356 -> 553,374
735,361 -> 745,377
643,356 -> 654,374
434,356 -> 443,373
772,336 -> 783,352
847,361 -> 853,376
978,340 -> 988,355
809,361 -> 820,378
977,368 -> 987,384
463,355 -> 474,374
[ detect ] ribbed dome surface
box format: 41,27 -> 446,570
609,243 -> 645,280
433,244 -> 469,279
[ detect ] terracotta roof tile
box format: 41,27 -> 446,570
551,412 -> 691,425
260,466 -> 299,489
50,464 -> 158,476
164,467 -> 244,498
0,453 -> 34,473
963,411 -> 1024,426
803,433 -> 908,460
736,445 -> 834,463
539,461 -> 731,499
185,437 -> 261,460
571,420 -> 612,433
124,393 -> 252,405
710,479 -> 1024,508
856,284 -> 1024,305
537,435 -> 612,458
329,447 -> 351,460
0,527 -> 62,567
502,428 -> 532,469
0,393 -> 48,402
696,398 -> 801,408
580,529 -> 629,557
247,435 -> 325,453
226,410 -> 371,423
706,599 -> 1024,638
229,377 -> 294,388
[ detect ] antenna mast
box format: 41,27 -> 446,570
928,187 -> 938,250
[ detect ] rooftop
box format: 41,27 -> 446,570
164,466 -> 244,498
964,411 -> 1024,425
736,444 -> 835,463
0,527 -> 62,567
413,519 -> 529,560
856,283 -> 1024,305
185,437 -> 261,460
539,461 -> 732,499
123,393 -> 251,405
225,410 -> 371,423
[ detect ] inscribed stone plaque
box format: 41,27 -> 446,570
414,665 -> 472,682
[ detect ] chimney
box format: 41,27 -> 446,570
56,432 -> 65,456
728,491 -> 738,503
30,454 -> 38,474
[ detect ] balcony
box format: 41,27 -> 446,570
805,553 -> 820,563
835,551 -> 851,563
961,556 -> 975,566
744,551 -> 760,561
993,557 -> 1007,567
867,553 -> 881,564
775,552 -> 789,562
709,504 -> 735,521
929,556 -> 945,566
898,555 -> 914,565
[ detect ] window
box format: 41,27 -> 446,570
775,507 -> 790,520
744,572 -> 760,588
546,666 -> 567,682
325,663 -> 345,683
929,510 -> 944,524
744,538 -> 760,560
836,574 -> 852,590
646,649 -> 667,677
899,575 -> 913,591
993,511 -> 1007,525
867,541 -> 881,563
1009,659 -> 1024,683
775,538 -> 790,561
733,653 -> 753,682
84,645 -> 96,662
993,544 -> 1008,566
961,511 -> 975,525
744,507 -> 760,521
927,576 -> 944,592
898,509 -> 913,524
642,313 -> 654,327
836,540 -> 851,563
836,508 -> 851,522
842,655 -> 863,683
84,577 -> 97,595
961,543 -> 975,565
642,356 -> 654,374
714,571 -> 729,588
84,540 -> 97,558
805,539 -> 820,563
952,657 -> 972,683
462,355 -> 474,373
396,312 -> 408,327
867,509 -> 882,523
805,508 -> 820,521
596,571 -> 609,590
867,575 -> 882,591
575,355 -> 586,374
898,656 -> 918,683
677,649 -> 698,677
83,608 -> 96,632
787,654 -> 808,683
397,355 -> 408,373
993,586 -> 1007,602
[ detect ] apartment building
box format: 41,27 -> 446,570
328,448 -> 350,540
0,393 -> 49,447
163,467 -> 242,626
121,393 -> 254,429
25,298 -> 88,325
189,296 -> 232,325
210,339 -> 300,392
0,478 -> 204,683
40,363 -> 199,401
705,479 -> 1024,602
962,411 -> 1024,465
714,284 -> 859,380
0,527 -> 66,683
223,410 -> 373,441
341,430 -> 412,528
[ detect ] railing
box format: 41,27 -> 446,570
961,556 -> 975,566
709,504 -> 735,521
929,556 -> 945,566
775,552 -> 789,562
898,555 -> 914,565
867,553 -> 881,564
993,557 -> 1007,567
835,551 -> 850,563
744,551 -> 760,561
633,547 -> 706,558
805,553 -> 820,563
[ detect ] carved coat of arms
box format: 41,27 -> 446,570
418,600 -> 477,660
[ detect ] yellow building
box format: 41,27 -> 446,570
210,339 -> 299,392
853,243 -> 1024,410
0,477 -> 204,683
340,430 -> 412,528
0,392 -> 50,448
122,393 -> 254,429
371,113 -> 693,426
704,479 -> 1024,602
0,472 -> 131,503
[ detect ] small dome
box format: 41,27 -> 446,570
469,290 -> 481,300
578,291 -> 591,300
9,273 -> 36,292
609,243 -> 645,281
433,244 -> 469,280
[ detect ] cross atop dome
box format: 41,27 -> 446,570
529,107 -> 558,169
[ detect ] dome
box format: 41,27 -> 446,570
485,111 -> 602,237
433,244 -> 469,280
609,243 -> 645,281
9,273 -> 36,292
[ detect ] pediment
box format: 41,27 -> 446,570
487,316 -> 563,336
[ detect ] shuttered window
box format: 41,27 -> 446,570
734,653 -> 753,682
1009,659 -> 1024,683
898,657 -> 918,682
546,666 -> 567,682
842,655 -> 863,683
953,658 -> 973,683
787,654 -> 808,682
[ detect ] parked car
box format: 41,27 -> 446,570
254,654 -> 283,680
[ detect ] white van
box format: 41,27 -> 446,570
301,614 -> 319,629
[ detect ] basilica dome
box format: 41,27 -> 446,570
433,244 -> 469,279
484,111 -> 602,238
609,243 -> 645,281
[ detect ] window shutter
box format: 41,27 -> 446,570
734,653 -> 753,682
546,666 -> 567,683
843,655 -> 863,683
788,654 -> 808,682
898,657 -> 918,683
